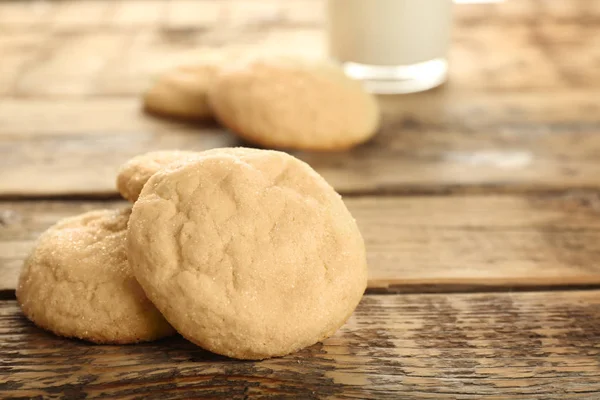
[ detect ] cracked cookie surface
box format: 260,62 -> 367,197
128,148 -> 367,359
16,209 -> 175,344
116,148 -> 262,202
208,57 -> 380,151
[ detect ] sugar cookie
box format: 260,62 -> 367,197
128,148 -> 367,359
17,209 -> 175,344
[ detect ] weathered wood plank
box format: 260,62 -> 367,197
3,194 -> 600,292
50,23 -> 600,95
14,32 -> 129,97
2,290 -> 600,398
96,31 -> 227,96
166,0 -> 222,29
0,0 -> 597,203
0,0 -> 55,29
50,0 -> 115,29
450,25 -> 564,90
1,4 -> 599,97
0,130 -> 239,198
111,0 -> 165,27
96,27 -> 325,95
456,0 -> 600,22
0,97 -> 176,135
1,91 -> 600,196
0,34 -> 44,96
3,0 -> 600,32
0,0 -> 598,196
542,26 -> 600,88
2,91 -> 599,135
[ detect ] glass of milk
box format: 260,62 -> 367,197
327,0 -> 453,94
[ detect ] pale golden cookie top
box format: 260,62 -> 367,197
127,148 -> 367,359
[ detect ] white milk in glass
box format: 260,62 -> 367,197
327,0 -> 453,94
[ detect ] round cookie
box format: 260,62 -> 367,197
143,64 -> 218,121
128,148 -> 367,359
117,150 -> 201,202
208,57 -> 380,151
16,209 -> 175,344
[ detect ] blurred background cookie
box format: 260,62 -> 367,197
208,57 -> 380,151
16,209 -> 175,344
143,64 -> 218,121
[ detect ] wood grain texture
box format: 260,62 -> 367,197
14,32 -> 128,97
111,0 -> 166,27
2,290 -> 600,398
3,193 -> 600,292
0,34 -> 44,96
2,91 -> 600,196
2,0 -> 600,31
2,1 -> 600,94
2,1 -> 599,397
4,23 -> 600,96
50,0 -> 115,28
0,0 -> 600,196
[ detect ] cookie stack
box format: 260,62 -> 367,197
144,56 -> 381,151
17,148 -> 368,359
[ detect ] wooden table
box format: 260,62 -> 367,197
2,0 -> 600,398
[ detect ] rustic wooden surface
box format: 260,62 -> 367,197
4,92 -> 600,196
2,1 -> 600,196
2,290 -> 600,399
2,0 -> 600,398
3,193 -> 600,293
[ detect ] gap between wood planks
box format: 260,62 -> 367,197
4,186 -> 600,201
4,283 -> 600,302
